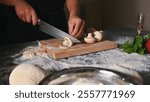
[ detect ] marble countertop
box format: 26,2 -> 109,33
1,28 -> 150,85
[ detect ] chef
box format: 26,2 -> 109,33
0,0 -> 85,45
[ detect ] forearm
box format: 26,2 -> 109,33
66,0 -> 80,17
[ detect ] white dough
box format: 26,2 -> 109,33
9,64 -> 49,85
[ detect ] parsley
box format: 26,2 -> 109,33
121,34 -> 150,54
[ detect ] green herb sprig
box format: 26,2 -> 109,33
121,34 -> 150,54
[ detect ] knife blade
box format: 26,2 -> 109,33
38,19 -> 81,43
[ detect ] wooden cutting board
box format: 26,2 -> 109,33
39,39 -> 118,59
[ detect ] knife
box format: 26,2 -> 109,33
38,19 -> 81,43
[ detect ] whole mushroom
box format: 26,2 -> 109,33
93,30 -> 103,42
84,33 -> 96,44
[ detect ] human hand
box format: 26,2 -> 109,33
68,16 -> 85,39
14,0 -> 38,26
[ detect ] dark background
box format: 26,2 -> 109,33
1,0 -> 150,45
0,5 -> 7,33
0,5 -> 8,45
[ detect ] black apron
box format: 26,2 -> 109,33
2,0 -> 67,45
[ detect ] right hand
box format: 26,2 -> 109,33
14,0 -> 38,26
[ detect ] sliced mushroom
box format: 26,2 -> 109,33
63,37 -> 73,47
59,37 -> 73,49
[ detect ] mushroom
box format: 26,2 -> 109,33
62,37 -> 73,47
93,30 -> 103,41
9,64 -> 50,85
84,33 -> 96,44
59,37 -> 73,49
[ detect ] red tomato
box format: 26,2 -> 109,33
146,38 -> 150,53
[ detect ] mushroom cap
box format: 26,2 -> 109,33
93,31 -> 103,41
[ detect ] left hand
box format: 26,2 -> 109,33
68,16 -> 85,39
